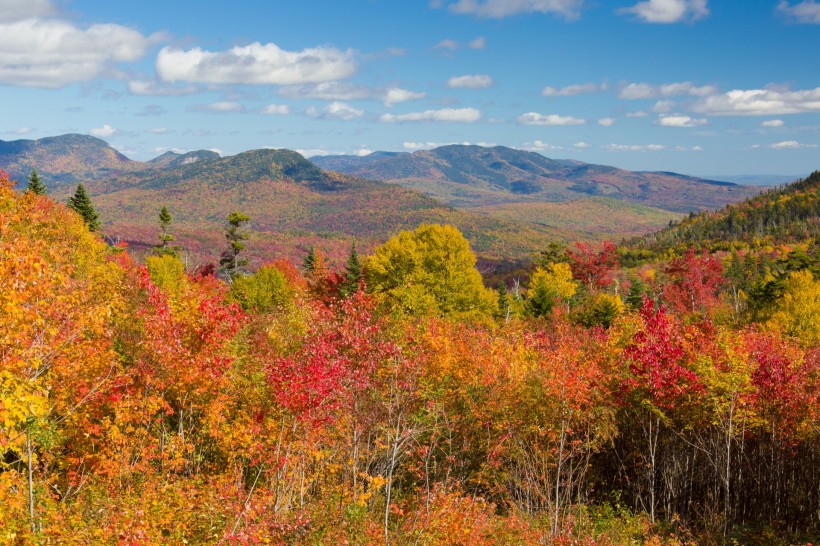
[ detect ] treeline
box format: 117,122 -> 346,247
622,170 -> 820,265
1,170 -> 819,544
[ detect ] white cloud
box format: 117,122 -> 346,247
693,86 -> 820,115
156,42 -> 356,85
90,124 -> 116,137
524,140 -> 564,151
404,141 -> 451,149
12,127 -> 35,135
0,18 -> 153,87
619,81 -> 718,99
433,38 -> 460,51
384,87 -> 427,106
603,143 -> 702,151
770,140 -> 818,149
262,104 -> 291,115
620,0 -> 709,23
446,0 -> 584,19
468,36 -> 487,49
657,114 -> 708,127
279,81 -> 370,101
149,127 -> 170,134
190,101 -> 244,113
128,79 -> 198,96
542,82 -> 601,96
626,110 -> 650,118
652,99 -> 675,113
381,107 -> 482,123
517,112 -> 586,125
447,74 -> 494,88
355,148 -> 374,156
778,1 -> 820,23
573,141 -> 590,148
307,101 -> 364,120
598,117 -> 616,126
0,0 -> 54,22
761,119 -> 785,127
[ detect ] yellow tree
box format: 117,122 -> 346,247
768,270 -> 820,346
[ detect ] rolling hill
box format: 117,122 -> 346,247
311,145 -> 760,213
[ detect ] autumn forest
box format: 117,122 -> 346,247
2,167 -> 819,545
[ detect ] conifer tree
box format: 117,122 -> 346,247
219,211 -> 250,279
67,183 -> 100,232
303,246 -> 317,273
341,243 -> 363,296
154,206 -> 181,257
26,169 -> 47,195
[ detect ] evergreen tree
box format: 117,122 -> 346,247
154,206 -> 181,257
303,246 -> 317,273
26,169 -> 47,195
67,184 -> 100,232
219,212 -> 250,280
626,276 -> 648,309
340,243 -> 363,296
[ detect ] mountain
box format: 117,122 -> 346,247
0,134 -> 137,185
148,149 -> 220,168
311,144 -> 759,213
698,174 -> 801,187
621,170 -> 820,263
45,148 -> 560,266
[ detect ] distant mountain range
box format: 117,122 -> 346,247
0,134 -> 767,266
311,145 -> 760,213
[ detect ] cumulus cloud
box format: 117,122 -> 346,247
517,112 -> 586,125
262,104 -> 291,115
652,99 -> 675,113
770,140 -> 818,149
445,0 -> 584,19
573,141 -> 590,148
381,107 -> 482,123
603,143 -> 702,151
189,101 -> 244,113
620,0 -> 709,23
306,101 -> 364,120
693,86 -> 820,115
90,124 -> 116,137
761,119 -> 785,127
156,42 -> 356,85
598,117 -> 616,126
619,81 -> 718,99
128,79 -> 198,96
432,38 -> 460,51
778,1 -> 820,23
0,0 -> 55,22
447,74 -> 494,88
0,18 -> 154,87
468,36 -> 487,49
542,82 -> 603,96
384,87 -> 427,106
657,114 -> 708,127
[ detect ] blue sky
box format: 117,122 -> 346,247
1,0 -> 819,176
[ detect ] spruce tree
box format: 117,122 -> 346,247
67,184 -> 100,232
154,206 -> 181,257
219,211 -> 250,279
26,169 -> 47,195
341,243 -> 363,296
303,246 -> 317,273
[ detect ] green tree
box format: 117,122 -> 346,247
26,169 -> 47,195
526,262 -> 577,318
154,206 -> 181,257
303,246 -> 317,273
340,243 -> 363,296
66,183 -> 100,232
365,223 -> 496,318
219,211 -> 250,279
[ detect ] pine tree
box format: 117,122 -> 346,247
219,211 -> 250,279
340,243 -> 363,296
154,206 -> 181,257
26,169 -> 47,195
67,184 -> 100,232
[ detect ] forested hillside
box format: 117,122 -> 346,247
2,169 -> 818,544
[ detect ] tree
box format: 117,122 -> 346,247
303,246 -> 318,273
66,184 -> 100,232
219,212 -> 250,279
526,262 -> 577,318
566,241 -> 619,290
340,243 -> 363,296
26,170 -> 46,195
365,224 -> 496,318
154,206 -> 181,257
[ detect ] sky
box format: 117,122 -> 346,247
0,0 -> 819,176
